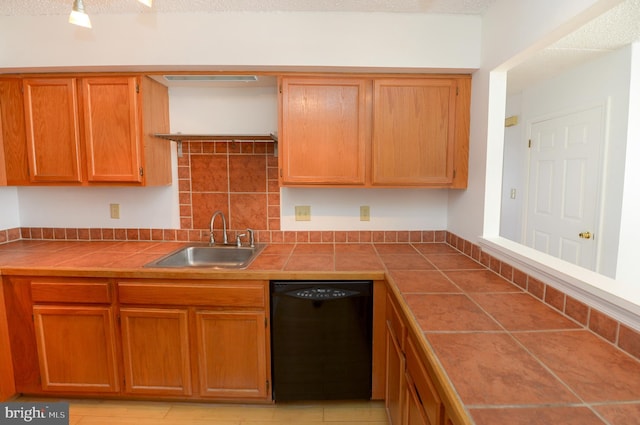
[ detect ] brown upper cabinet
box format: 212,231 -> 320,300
279,77 -> 369,185
278,75 -> 470,188
23,78 -> 83,183
0,74 -> 171,186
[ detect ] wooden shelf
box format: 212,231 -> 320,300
155,134 -> 277,142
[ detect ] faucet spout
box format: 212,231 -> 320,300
209,210 -> 228,245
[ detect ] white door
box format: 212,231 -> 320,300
525,105 -> 604,271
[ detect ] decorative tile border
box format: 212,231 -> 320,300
7,227 -> 446,245
1,225 -> 638,361
0,228 -> 20,244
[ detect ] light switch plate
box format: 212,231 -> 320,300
360,206 -> 370,221
110,203 -> 120,219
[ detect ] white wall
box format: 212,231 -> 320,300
17,185 -> 180,229
500,93 -> 524,241
0,11 -> 482,231
0,187 -> 20,229
281,188 -> 449,231
167,85 -> 278,135
617,42 -> 640,283
0,12 -> 481,72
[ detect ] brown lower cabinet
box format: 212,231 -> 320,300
2,276 -> 271,402
33,305 -> 120,393
195,310 -> 268,399
120,307 -> 192,396
385,288 -> 461,425
385,293 -> 406,425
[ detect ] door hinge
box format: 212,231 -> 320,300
264,317 -> 268,328
453,169 -> 457,179
279,168 -> 283,178
456,86 -> 459,96
139,167 -> 144,177
135,83 -> 140,94
279,84 -> 282,94
528,139 -> 532,148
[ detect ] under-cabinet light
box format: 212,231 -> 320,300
164,75 -> 259,82
138,0 -> 153,7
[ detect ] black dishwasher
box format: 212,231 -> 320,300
270,280 -> 373,401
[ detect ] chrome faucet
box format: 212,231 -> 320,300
209,210 -> 228,245
234,228 -> 255,248
247,228 -> 255,248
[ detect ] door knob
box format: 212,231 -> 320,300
578,231 -> 592,239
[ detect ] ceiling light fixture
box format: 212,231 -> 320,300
69,0 -> 153,28
69,0 -> 91,28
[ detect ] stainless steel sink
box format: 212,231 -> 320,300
145,244 -> 265,269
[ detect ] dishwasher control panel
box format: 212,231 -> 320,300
288,287 -> 357,300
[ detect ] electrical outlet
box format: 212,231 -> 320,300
295,205 -> 311,221
110,203 -> 120,219
360,205 -> 370,221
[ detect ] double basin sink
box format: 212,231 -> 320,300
145,243 -> 265,269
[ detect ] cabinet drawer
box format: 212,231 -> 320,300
118,281 -> 267,308
386,293 -> 406,349
31,279 -> 111,304
406,334 -> 442,425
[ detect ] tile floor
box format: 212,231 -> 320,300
19,398 -> 389,425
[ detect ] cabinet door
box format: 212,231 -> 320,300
195,310 -> 269,399
386,321 -> 405,425
120,308 -> 192,396
406,336 -> 443,425
32,305 -> 119,393
23,78 -> 82,183
280,77 -> 368,185
406,372 -> 431,425
82,77 -> 142,183
0,278 -> 16,400
372,78 -> 457,186
0,78 -> 29,185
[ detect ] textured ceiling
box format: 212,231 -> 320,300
508,0 -> 640,93
0,0 -> 497,16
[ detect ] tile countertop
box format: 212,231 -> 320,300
1,240 -> 640,424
